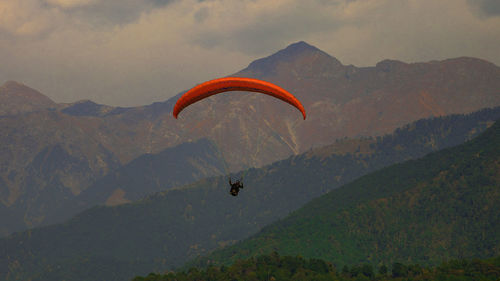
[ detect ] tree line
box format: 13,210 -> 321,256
133,252 -> 500,281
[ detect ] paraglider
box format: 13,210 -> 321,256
229,177 -> 243,196
172,77 -> 306,120
172,77 -> 306,196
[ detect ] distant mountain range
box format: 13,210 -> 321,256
1,108 -> 498,281
1,41 -> 499,236
194,121 -> 500,268
45,138 -> 225,226
0,138 -> 225,237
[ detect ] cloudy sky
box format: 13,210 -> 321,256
1,0 -> 499,106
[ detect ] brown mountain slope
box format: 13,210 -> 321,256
4,42 -> 499,170
232,42 -> 500,151
0,81 -> 57,115
0,110 -> 120,205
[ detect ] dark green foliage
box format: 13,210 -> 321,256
134,254 -> 500,281
134,253 -> 337,281
307,258 -> 330,274
391,262 -> 407,278
378,265 -> 388,275
191,120 -> 500,268
350,264 -> 374,278
361,264 -> 374,278
342,265 -> 350,275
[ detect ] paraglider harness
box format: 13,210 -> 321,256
229,177 -> 244,196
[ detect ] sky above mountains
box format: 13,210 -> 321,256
1,0 -> 499,106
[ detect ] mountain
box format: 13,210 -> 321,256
1,41 -> 500,235
241,41 -> 343,78
1,109 -> 499,281
192,121 -> 500,268
0,114 -> 122,236
45,138 -> 225,225
60,100 -> 116,117
0,81 -> 56,115
0,138 -> 225,236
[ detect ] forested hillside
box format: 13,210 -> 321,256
193,120 -> 500,267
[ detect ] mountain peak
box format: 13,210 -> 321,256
375,59 -> 408,72
3,80 -> 23,88
60,99 -> 115,117
239,41 -> 343,77
0,81 -> 56,115
280,41 -> 322,56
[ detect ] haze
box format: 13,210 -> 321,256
0,0 -> 499,106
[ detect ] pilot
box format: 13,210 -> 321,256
229,177 -> 244,196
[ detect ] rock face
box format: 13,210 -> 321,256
1,41 -> 499,236
235,42 -> 500,153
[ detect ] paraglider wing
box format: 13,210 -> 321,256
172,77 -> 306,119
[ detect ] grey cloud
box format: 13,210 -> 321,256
194,7 -> 209,23
190,7 -> 337,55
48,0 -> 177,26
468,0 -> 500,17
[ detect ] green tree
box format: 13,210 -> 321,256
392,262 -> 408,278
342,265 -> 350,276
378,264 -> 388,275
361,264 -> 374,279
308,258 -> 329,274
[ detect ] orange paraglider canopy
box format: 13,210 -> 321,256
172,77 -> 306,119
